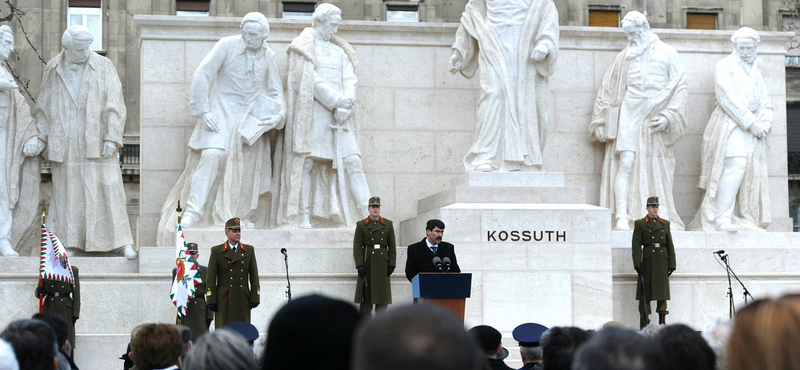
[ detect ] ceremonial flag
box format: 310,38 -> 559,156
170,222 -> 200,317
39,224 -> 74,285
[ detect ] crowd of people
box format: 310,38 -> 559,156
1,292 -> 799,370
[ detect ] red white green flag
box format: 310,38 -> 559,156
39,224 -> 74,285
170,222 -> 200,317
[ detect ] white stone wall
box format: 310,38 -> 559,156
135,17 -> 792,246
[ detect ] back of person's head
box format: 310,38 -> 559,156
353,304 -> 484,370
132,323 -> 184,370
640,323 -> 665,338
32,312 -> 70,351
654,324 -> 715,370
183,330 -> 257,370
701,318 -> 732,370
572,327 -> 665,370
541,326 -> 591,370
0,319 -> 57,370
0,338 -> 19,370
728,294 -> 800,370
260,294 -> 362,370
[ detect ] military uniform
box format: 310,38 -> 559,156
207,218 -> 260,329
631,198 -> 676,326
38,265 -> 80,348
353,202 -> 396,315
173,264 -> 213,341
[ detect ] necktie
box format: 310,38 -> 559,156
431,245 -> 438,254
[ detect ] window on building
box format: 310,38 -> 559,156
67,0 -> 102,50
176,1 -> 210,16
283,2 -> 315,19
686,12 -> 717,30
387,5 -> 419,22
588,10 -> 620,27
784,15 -> 800,59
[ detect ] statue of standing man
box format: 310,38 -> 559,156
27,25 -> 136,258
689,28 -> 772,232
0,25 -> 40,257
279,3 -> 371,228
159,12 -> 285,237
449,0 -> 559,172
589,11 -> 687,231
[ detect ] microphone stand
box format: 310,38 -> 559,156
282,249 -> 292,302
726,255 -> 755,306
720,254 -> 734,318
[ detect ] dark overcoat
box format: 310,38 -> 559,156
632,216 -> 676,301
173,264 -> 213,341
405,238 -> 461,281
353,217 -> 396,304
40,265 -> 80,348
207,242 -> 260,328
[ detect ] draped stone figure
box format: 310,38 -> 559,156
158,12 -> 285,240
0,26 -> 40,257
278,3 -> 371,229
688,28 -> 771,232
28,26 -> 135,257
449,0 -> 559,172
589,12 -> 687,231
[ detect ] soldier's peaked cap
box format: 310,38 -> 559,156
512,323 -> 548,347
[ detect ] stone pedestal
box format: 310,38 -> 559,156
399,172 -> 613,331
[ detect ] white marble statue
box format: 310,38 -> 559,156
26,26 -> 136,258
688,28 -> 772,232
158,12 -> 285,234
278,3 -> 371,228
449,0 -> 559,172
589,11 -> 687,231
0,26 -> 40,257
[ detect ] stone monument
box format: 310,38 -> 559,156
0,25 -> 39,257
449,0 -> 559,172
29,25 -> 136,258
689,27 -> 772,232
158,12 -> 285,233
278,3 -> 371,229
588,11 -> 687,231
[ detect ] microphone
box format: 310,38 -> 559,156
280,248 -> 288,256
442,257 -> 452,272
714,250 -> 725,255
432,256 -> 443,272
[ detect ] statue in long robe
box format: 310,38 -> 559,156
449,0 -> 559,172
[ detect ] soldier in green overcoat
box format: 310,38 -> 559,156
353,197 -> 396,316
632,196 -> 676,328
172,243 -> 214,341
36,265 -> 80,349
206,218 -> 260,329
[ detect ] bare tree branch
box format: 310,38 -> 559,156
4,0 -> 46,65
4,59 -> 34,103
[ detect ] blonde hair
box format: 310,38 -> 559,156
727,294 -> 800,370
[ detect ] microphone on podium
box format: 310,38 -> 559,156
442,257 -> 452,272
432,256 -> 443,271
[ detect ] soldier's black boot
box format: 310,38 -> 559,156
658,312 -> 666,325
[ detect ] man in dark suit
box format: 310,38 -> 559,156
632,196 -> 676,328
172,242 -> 213,341
405,219 -> 461,281
206,217 -> 260,329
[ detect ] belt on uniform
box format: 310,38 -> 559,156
47,292 -> 71,298
644,243 -> 662,248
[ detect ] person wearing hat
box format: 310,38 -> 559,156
513,323 -> 548,370
206,217 -> 260,329
469,325 -> 514,370
172,242 -> 213,341
353,197 -> 396,316
632,196 -> 676,328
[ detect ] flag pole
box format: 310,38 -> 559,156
175,200 -> 182,322
176,200 -> 182,224
38,201 -> 48,313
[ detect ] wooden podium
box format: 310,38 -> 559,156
412,272 -> 472,322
